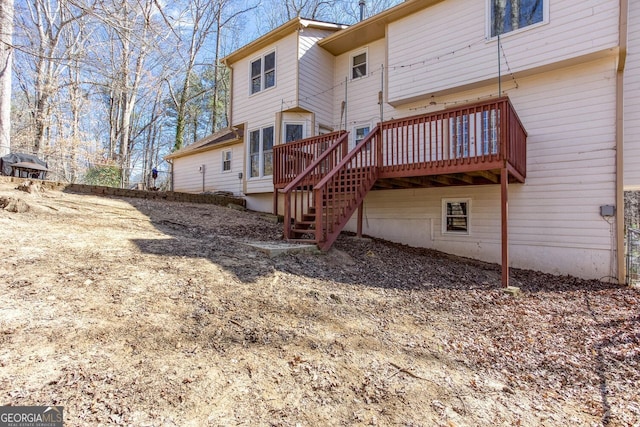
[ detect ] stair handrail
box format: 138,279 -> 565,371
274,130 -> 347,189
314,125 -> 381,249
281,131 -> 349,240
281,131 -> 349,194
314,124 -> 380,191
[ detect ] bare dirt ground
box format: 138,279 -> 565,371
0,180 -> 638,427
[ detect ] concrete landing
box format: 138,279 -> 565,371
243,241 -> 320,258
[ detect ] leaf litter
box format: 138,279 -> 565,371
0,181 -> 638,426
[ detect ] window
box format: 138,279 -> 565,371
284,123 -> 304,143
490,0 -> 546,37
263,126 -> 274,176
481,110 -> 499,155
249,130 -> 260,177
250,51 -> 276,94
222,150 -> 232,172
351,124 -> 370,150
443,199 -> 470,234
351,50 -> 367,79
450,115 -> 470,158
249,126 -> 274,178
355,125 -> 370,144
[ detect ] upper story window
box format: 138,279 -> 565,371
250,51 -> 276,94
490,0 -> 546,37
351,50 -> 367,80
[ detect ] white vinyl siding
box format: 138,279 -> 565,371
172,144 -> 244,195
624,0 -> 640,189
332,39 -> 389,140
343,58 -> 617,280
231,32 -> 298,194
298,28 -> 336,132
232,34 -> 298,129
387,0 -> 619,105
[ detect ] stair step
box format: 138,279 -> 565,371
291,229 -> 317,237
295,220 -> 316,227
287,238 -> 317,243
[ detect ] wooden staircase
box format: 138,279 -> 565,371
289,205 -> 318,241
280,128 -> 381,250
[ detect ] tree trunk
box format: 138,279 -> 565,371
0,0 -> 13,157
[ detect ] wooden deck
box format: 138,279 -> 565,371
274,97 -> 527,284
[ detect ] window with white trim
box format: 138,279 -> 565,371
284,123 -> 304,143
443,199 -> 470,234
350,124 -> 370,150
222,150 -> 232,172
250,51 -> 276,94
351,50 -> 367,79
489,0 -> 546,37
249,126 -> 274,178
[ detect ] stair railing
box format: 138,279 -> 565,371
314,125 -> 381,250
281,131 -> 350,240
274,131 -> 347,189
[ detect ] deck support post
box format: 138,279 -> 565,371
357,201 -> 363,238
273,190 -> 278,216
501,167 -> 509,287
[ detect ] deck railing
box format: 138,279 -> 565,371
378,97 -> 526,179
273,131 -> 347,189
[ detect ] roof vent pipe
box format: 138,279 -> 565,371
359,0 -> 365,21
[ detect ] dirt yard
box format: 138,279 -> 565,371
0,180 -> 638,426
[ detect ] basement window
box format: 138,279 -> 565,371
443,199 -> 470,234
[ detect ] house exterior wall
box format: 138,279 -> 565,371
298,28 -> 336,132
231,32 -> 299,194
625,0 -> 640,189
343,57 -> 618,279
172,144 -> 244,195
232,0 -> 624,280
386,0 -> 620,105
332,38 -> 392,147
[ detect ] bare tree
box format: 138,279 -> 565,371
0,0 -> 12,156
90,0 -> 167,185
167,0 -> 256,151
16,0 -> 89,154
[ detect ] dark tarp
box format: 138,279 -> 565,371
1,153 -> 48,178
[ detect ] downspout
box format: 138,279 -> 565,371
616,0 -> 629,283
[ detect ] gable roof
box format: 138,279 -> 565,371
222,18 -> 347,65
318,0 -> 445,55
165,124 -> 244,160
